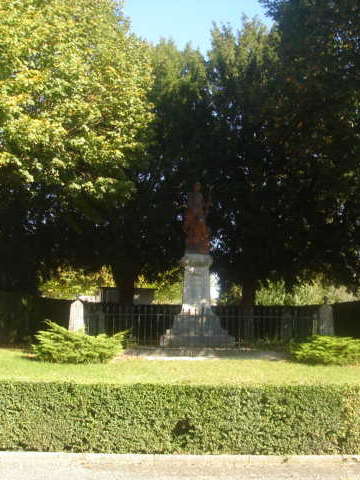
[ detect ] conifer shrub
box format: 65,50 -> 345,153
32,321 -> 126,363
291,335 -> 360,365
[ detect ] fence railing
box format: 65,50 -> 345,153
86,304 -> 180,345
84,303 -> 321,346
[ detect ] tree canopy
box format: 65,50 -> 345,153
0,0 -> 153,202
1,0 -> 360,304
205,18 -> 283,304
0,0 -> 153,292
258,0 -> 360,291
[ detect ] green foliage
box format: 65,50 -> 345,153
32,321 -> 125,363
40,266 -> 115,300
59,40 -> 210,304
0,0 -> 153,200
0,382 -> 359,454
0,0 -> 153,294
259,0 -> 360,290
2,1 -> 360,301
220,278 -> 358,306
206,6 -> 360,302
100,40 -> 211,303
256,280 -> 358,306
291,335 -> 360,366
206,18 -> 286,305
40,266 -> 182,303
137,269 -> 182,304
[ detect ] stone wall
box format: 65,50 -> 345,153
0,291 -> 71,344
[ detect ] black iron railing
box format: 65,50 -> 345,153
84,303 -> 318,346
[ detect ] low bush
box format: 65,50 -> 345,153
0,382 -> 359,454
290,335 -> 360,365
32,321 -> 126,363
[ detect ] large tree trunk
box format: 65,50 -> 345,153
111,262 -> 139,305
240,278 -> 258,307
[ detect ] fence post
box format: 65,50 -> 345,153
68,299 -> 85,331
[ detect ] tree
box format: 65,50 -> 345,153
205,18 -> 284,305
0,0 -> 153,200
203,8 -> 360,305
0,0 -> 153,292
259,0 -> 360,290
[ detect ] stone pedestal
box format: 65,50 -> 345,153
161,253 -> 235,346
68,299 -> 85,332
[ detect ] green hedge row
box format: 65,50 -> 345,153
0,382 -> 359,454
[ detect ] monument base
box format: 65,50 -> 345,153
161,252 -> 235,347
161,309 -> 235,347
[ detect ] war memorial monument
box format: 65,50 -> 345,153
162,183 -> 235,346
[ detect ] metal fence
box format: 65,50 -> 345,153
86,303 -> 180,345
84,303 -> 318,346
214,305 -> 317,341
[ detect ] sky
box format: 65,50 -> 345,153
123,0 -> 273,55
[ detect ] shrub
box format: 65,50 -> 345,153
32,321 -> 126,363
0,382 -> 359,454
291,335 -> 360,365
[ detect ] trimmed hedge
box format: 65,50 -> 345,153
0,382 -> 359,454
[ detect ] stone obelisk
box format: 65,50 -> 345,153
161,183 -> 234,346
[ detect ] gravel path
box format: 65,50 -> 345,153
120,348 -> 288,361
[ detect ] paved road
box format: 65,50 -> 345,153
1,453 -> 360,480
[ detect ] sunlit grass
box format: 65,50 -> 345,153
1,348 -> 360,386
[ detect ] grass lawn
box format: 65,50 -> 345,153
1,348 -> 360,385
